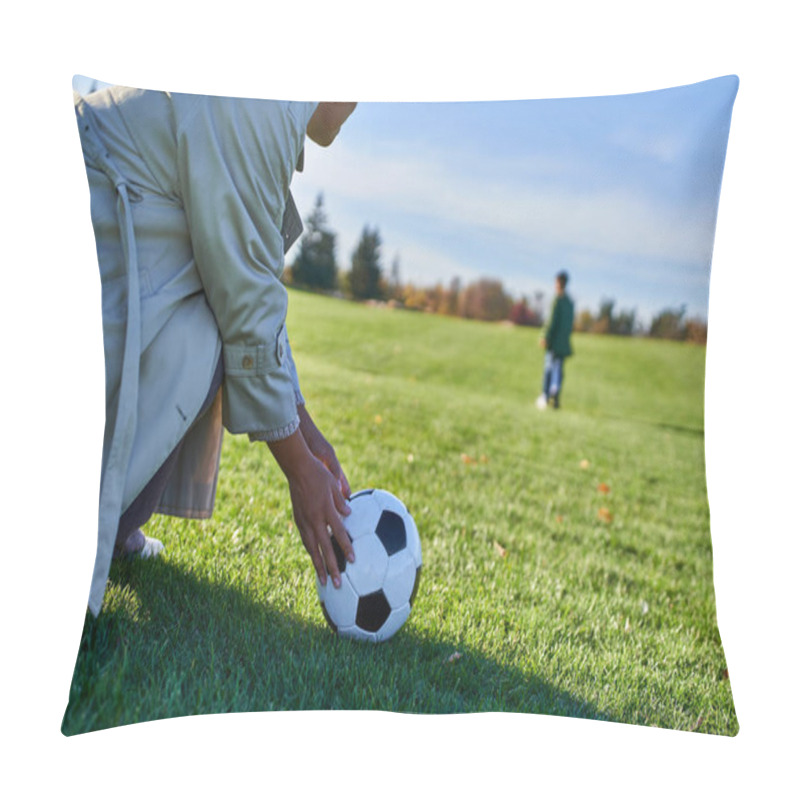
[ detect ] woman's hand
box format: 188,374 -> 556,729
268,427 -> 353,588
287,456 -> 353,589
297,404 -> 351,498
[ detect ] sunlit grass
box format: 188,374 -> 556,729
63,289 -> 735,735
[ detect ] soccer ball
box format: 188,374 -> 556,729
317,489 -> 422,642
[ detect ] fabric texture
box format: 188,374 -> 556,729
120,353 -> 224,538
75,87 -> 317,615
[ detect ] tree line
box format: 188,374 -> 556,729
286,194 -> 708,344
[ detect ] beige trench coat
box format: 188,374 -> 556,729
75,86 -> 316,615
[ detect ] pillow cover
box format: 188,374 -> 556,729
63,75 -> 738,736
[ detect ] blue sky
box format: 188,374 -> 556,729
73,75 -> 737,323
290,77 -> 738,323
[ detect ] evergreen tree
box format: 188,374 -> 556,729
290,194 -> 337,291
348,226 -> 383,300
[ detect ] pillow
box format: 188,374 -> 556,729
63,75 -> 738,736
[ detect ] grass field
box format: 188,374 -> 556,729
62,288 -> 737,735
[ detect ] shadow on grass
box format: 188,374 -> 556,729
587,411 -> 704,438
62,557 -> 610,736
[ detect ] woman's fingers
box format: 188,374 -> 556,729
338,468 -> 351,499
320,449 -> 351,505
290,458 -> 355,589
329,512 -> 355,566
301,521 -> 342,587
333,485 -> 351,517
317,523 -> 343,588
301,526 -> 328,586
299,510 -> 353,589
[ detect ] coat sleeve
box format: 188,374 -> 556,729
173,95 -> 316,440
283,328 -> 305,406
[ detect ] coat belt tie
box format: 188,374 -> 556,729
75,94 -> 142,616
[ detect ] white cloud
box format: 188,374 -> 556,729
380,238 -> 486,287
299,141 -> 718,269
608,127 -> 689,164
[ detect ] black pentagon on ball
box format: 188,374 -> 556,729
355,590 -> 392,632
320,602 -> 338,634
375,510 -> 406,556
348,489 -> 374,500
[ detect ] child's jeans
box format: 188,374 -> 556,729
542,351 -> 564,398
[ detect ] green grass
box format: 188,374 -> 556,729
62,289 -> 736,735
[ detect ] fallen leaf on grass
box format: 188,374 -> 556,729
460,453 -> 476,465
446,652 -> 463,664
479,454 -> 489,464
493,541 -> 508,558
580,459 -> 590,469
555,515 -> 564,523
722,669 -> 729,681
598,507 -> 613,523
374,414 -> 383,424
598,483 -> 611,494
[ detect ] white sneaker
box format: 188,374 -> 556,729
536,394 -> 548,410
114,529 -> 165,559
140,536 -> 165,558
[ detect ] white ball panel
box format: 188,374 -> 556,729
347,534 -> 389,595
344,493 -> 383,541
316,573 -> 359,628
382,550 -> 417,608
372,489 -> 408,516
376,604 -> 410,642
405,514 -> 422,567
339,625 -> 377,643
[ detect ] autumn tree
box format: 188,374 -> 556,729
575,308 -> 594,333
446,276 -> 461,316
577,298 -> 637,336
509,297 -> 542,327
457,278 -> 513,321
684,317 -> 708,344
